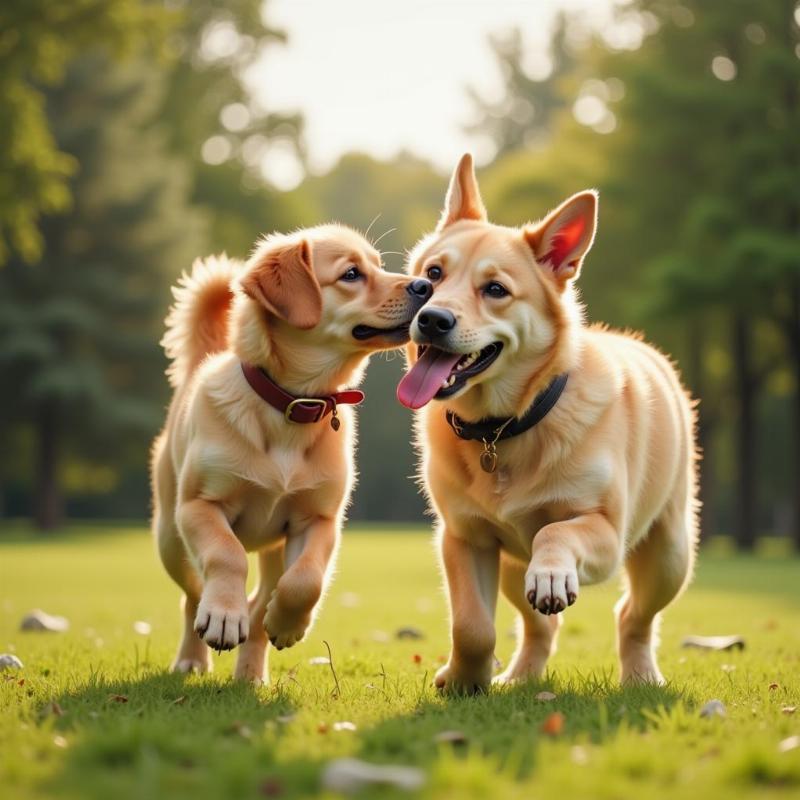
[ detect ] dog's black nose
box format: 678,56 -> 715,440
417,307 -> 456,338
406,278 -> 433,302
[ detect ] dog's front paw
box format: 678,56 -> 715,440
525,565 -> 579,615
434,660 -> 492,695
194,592 -> 249,651
264,597 -> 311,650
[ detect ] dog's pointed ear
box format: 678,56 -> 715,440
524,190 -> 598,290
241,238 -> 322,329
437,153 -> 487,231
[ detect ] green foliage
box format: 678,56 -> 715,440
0,0 -> 171,264
1,526 -> 799,799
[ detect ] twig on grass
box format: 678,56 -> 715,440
323,640 -> 341,699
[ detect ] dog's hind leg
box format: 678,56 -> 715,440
493,553 -> 560,685
234,543 -> 285,683
616,500 -> 695,685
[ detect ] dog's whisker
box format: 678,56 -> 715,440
365,212 -> 382,240
372,227 -> 397,247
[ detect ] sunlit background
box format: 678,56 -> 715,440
2,0 -> 800,553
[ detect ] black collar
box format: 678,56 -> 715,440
445,373 -> 569,443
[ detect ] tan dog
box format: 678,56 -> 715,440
152,225 -> 432,682
398,155 -> 697,691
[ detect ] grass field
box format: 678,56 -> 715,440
1,524 -> 799,800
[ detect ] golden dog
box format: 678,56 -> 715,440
152,225 -> 432,682
398,155 -> 697,691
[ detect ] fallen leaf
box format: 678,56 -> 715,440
779,735 -> 800,754
536,691 -> 557,702
133,621 -> 152,635
769,683 -> 780,690
321,758 -> 426,794
395,627 -> 425,640
434,730 -> 468,746
333,721 -> 357,732
171,696 -> 187,706
308,656 -> 330,666
412,654 -> 422,664
541,711 -> 565,735
699,699 -> 726,719
681,635 -> 745,651
0,654 -> 23,671
108,694 -> 128,704
53,735 -> 68,749
317,722 -> 329,734
276,713 -> 295,724
781,706 -> 797,715
42,701 -> 64,718
259,777 -> 284,797
19,610 -> 69,633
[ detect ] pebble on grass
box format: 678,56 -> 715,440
536,691 -> 557,702
20,610 -> 69,633
0,654 -> 23,671
321,758 -> 425,794
699,699 -> 727,719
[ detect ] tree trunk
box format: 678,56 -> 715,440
732,313 -> 757,550
33,401 -> 63,531
685,319 -> 716,544
789,282 -> 800,551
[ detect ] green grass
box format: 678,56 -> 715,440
1,524 -> 799,800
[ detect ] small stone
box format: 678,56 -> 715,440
321,758 -> 426,794
20,610 -> 69,633
308,656 -> 331,666
0,654 -> 23,671
781,706 -> 797,715
395,627 -> 425,640
332,721 -> 357,732
133,621 -> 152,635
681,635 -> 745,651
778,735 -> 800,753
536,691 -> 557,702
434,730 -> 468,746
699,699 -> 726,719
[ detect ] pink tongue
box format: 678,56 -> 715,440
397,348 -> 461,409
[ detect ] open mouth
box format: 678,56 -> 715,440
396,342 -> 503,409
352,322 -> 411,342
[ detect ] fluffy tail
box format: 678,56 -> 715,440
161,255 -> 239,388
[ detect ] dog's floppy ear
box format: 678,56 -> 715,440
524,190 -> 597,290
437,153 -> 487,231
241,238 -> 322,329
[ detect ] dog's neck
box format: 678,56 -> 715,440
231,296 -> 367,398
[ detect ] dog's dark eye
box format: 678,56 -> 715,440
483,281 -> 509,299
426,265 -> 443,281
340,265 -> 362,282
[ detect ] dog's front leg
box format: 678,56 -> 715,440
435,530 -> 499,694
526,512 -> 621,615
264,516 -> 337,649
178,498 -> 250,651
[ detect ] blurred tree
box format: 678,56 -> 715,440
606,0 -> 800,548
156,0 -> 305,257
465,13 -> 577,156
0,0 -> 170,264
0,54 -> 204,529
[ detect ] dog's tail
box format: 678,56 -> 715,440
161,255 -> 239,388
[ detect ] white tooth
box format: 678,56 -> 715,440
448,375 -> 456,386
441,378 -> 449,388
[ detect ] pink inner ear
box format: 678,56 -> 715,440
544,214 -> 586,270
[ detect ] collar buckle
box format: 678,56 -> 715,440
284,397 -> 328,423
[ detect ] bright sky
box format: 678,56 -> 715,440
246,0 -> 619,187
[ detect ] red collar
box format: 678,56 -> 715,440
240,362 -> 364,430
